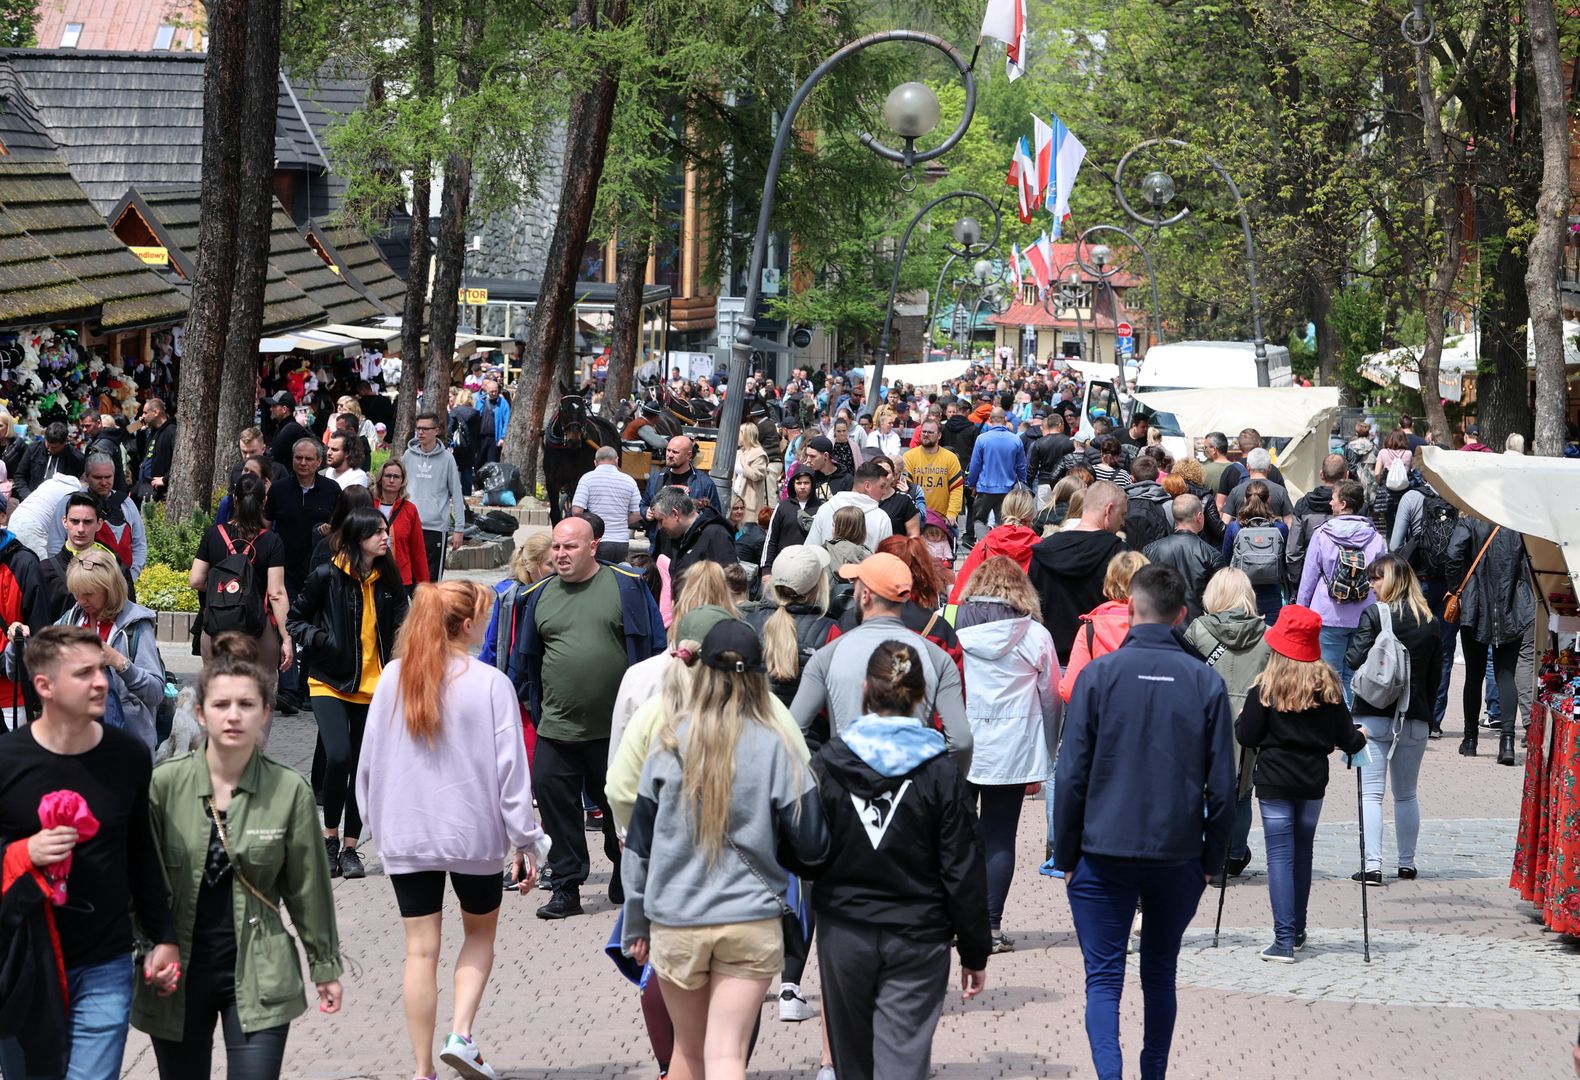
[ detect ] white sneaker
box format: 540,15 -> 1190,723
439,1033 -> 497,1080
816,1068 -> 836,1080
779,983 -> 817,1022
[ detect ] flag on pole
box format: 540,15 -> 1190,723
980,0 -> 1028,81
1032,114 -> 1053,207
1048,115 -> 1086,239
1025,232 -> 1052,295
1005,151 -> 1021,192
1008,244 -> 1023,292
1015,137 -> 1038,224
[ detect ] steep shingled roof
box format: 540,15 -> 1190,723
0,158 -> 187,331
0,65 -> 57,159
305,223 -> 404,313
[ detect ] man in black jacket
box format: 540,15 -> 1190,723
266,439 -> 339,712
264,392 -> 311,465
1026,412 -> 1075,495
1142,495 -> 1225,622
1029,481 -> 1129,664
651,487 -> 736,581
77,413 -> 124,493
137,399 -> 176,501
12,423 -> 84,503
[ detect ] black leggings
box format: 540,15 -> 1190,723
1459,632 -> 1519,739
782,903 -> 816,984
971,783 -> 1024,930
150,966 -> 289,1080
313,696 -> 369,839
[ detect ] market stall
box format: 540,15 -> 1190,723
1416,446 -> 1580,935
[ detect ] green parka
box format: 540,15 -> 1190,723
1185,609 -> 1274,796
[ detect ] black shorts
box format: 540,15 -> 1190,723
389,870 -> 504,918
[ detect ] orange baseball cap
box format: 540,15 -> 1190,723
838,552 -> 913,603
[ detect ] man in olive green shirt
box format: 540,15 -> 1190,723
517,517 -> 666,919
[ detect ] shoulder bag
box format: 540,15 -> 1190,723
1444,525 -> 1499,624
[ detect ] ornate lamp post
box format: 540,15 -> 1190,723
1114,137 -> 1269,386
711,30 -> 978,486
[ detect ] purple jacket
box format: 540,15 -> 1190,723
1295,515 -> 1388,628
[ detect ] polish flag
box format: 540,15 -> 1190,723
1025,232 -> 1052,295
1015,137 -> 1038,223
980,0 -> 1028,81
1048,115 -> 1086,239
1008,244 -> 1024,291
1032,114 -> 1053,206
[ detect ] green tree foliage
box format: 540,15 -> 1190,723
1,0 -> 37,48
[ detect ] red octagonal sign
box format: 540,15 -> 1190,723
1116,322 -> 1133,337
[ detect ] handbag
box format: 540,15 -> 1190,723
1444,525 -> 1499,624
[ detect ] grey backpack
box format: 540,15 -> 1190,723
1231,520 -> 1284,587
1352,602 -> 1410,711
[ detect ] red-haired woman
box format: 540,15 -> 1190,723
358,580 -> 550,1080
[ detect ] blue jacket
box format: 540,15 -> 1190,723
967,425 -> 1027,495
1053,623 -> 1236,872
474,392 -> 511,443
640,466 -> 722,520
506,563 -> 666,720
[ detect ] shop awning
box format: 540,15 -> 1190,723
257,328 -> 359,356
851,359 -> 972,388
321,322 -> 400,346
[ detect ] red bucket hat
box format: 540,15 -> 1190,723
1265,605 -> 1323,663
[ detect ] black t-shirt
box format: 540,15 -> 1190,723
878,490 -> 919,536
191,813 -> 237,971
267,420 -> 311,467
0,724 -> 174,966
196,524 -> 285,579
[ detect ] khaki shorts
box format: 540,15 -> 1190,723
649,918 -> 783,990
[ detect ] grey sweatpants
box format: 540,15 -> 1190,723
817,914 -> 951,1080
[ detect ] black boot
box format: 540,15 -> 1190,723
1497,730 -> 1516,766
1458,734 -> 1478,757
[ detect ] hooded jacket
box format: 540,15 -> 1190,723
402,438 -> 466,533
940,414 -> 979,466
1054,624 -> 1237,871
1185,609 -> 1272,789
804,490 -> 893,551
1444,517 -> 1534,645
966,424 -> 1026,495
1057,599 -> 1133,703
1029,529 -> 1128,663
810,717 -> 991,971
954,604 -> 1060,785
17,600 -> 166,752
1142,529 -> 1225,622
668,505 -> 737,580
1295,514 -> 1389,628
948,524 -> 1039,604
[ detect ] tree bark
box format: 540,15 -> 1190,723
394,0 -> 435,450
1525,0 -> 1569,457
166,0 -> 246,518
605,234 -> 648,416
423,4 -> 484,430
502,0 -> 627,488
209,0 -> 281,503
1409,39 -> 1459,444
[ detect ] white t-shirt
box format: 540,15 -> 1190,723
322,467 -> 370,489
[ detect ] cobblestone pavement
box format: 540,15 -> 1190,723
140,641 -> 1580,1080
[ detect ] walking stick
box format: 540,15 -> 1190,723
1351,753 -> 1372,963
1213,747 -> 1250,948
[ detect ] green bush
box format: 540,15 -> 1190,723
138,563 -> 199,612
144,504 -> 213,570
370,447 -> 390,475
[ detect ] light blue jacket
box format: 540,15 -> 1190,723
967,425 -> 1027,495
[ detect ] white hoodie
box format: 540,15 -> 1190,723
804,490 -> 892,550
955,610 -> 1062,785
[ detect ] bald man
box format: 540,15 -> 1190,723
508,516 -> 665,919
639,435 -> 721,533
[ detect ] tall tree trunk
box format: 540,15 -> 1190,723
1525,0 -> 1569,457
167,0 -> 246,518
395,0 -> 435,450
1409,39 -> 1459,443
605,234 -> 648,416
502,0 -> 627,487
1308,274 -> 1338,388
210,0 -> 281,503
424,4 -> 484,430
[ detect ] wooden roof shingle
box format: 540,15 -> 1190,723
307,223 -> 404,313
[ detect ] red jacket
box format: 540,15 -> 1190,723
948,524 -> 1039,604
379,499 -> 431,586
0,533 -> 48,710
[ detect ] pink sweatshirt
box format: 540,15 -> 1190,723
357,654 -> 550,874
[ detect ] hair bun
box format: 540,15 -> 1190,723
890,654 -> 912,680
208,631 -> 260,664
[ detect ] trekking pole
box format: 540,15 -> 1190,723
1213,747 -> 1250,948
1351,752 -> 1372,963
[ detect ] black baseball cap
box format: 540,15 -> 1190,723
700,620 -> 766,674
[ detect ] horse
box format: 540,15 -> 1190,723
542,387 -> 620,525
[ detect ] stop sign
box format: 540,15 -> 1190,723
1116,322 -> 1133,337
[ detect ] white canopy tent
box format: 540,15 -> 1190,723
852,359 -> 973,389
1133,387 -> 1342,501
1360,320 -> 1580,402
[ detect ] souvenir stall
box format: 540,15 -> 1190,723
0,325 -> 143,429
1417,447 -> 1580,935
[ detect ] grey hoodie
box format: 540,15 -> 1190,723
1186,609 -> 1272,794
402,438 -> 465,533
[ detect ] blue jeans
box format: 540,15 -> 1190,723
0,955 -> 135,1080
1423,578 -> 1457,730
1318,626 -> 1356,707
1357,715 -> 1429,872
1259,798 -> 1323,950
1065,856 -> 1206,1080
1484,654 -> 1501,720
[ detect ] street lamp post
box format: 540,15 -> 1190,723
1072,223 -> 1166,360
1113,137 -> 1269,386
867,189 -> 1001,417
710,30 -> 978,487
1045,263 -> 1088,371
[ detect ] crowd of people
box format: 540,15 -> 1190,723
0,350 -> 1544,1080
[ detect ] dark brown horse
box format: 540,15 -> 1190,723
542,388 -> 620,525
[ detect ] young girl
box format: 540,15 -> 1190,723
622,620 -> 828,1080
134,634 -> 342,1078
358,581 -> 549,1080
811,640 -> 989,1080
1235,605 -> 1367,962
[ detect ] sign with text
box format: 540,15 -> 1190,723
458,287 -> 489,305
130,246 -> 168,266
1115,321 -> 1133,338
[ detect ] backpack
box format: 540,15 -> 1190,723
125,624 -> 179,746
1231,521 -> 1285,586
204,525 -> 267,636
1352,602 -> 1411,711
1410,494 -> 1459,578
1123,497 -> 1171,552
1327,545 -> 1371,604
1384,456 -> 1410,492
